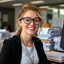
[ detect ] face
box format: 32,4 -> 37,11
18,10 -> 41,36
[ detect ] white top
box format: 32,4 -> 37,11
20,43 -> 39,64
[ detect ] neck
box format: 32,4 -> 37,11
20,32 -> 33,47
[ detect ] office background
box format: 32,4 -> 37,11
0,1 -> 64,64
0,0 -> 64,31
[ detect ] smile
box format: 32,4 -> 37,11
28,27 -> 35,30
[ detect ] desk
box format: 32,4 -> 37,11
48,57 -> 64,64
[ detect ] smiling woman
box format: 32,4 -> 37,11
0,3 -> 50,64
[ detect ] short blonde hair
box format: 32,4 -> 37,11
15,3 -> 44,35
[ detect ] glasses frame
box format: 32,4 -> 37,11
20,17 -> 41,25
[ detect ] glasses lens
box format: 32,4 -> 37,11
34,18 -> 41,24
23,18 -> 31,24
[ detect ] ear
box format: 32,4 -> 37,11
17,20 -> 22,26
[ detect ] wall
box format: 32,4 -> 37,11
0,7 -> 15,32
40,9 -> 47,23
14,7 -> 21,31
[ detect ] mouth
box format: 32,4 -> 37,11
29,27 -> 35,30
26,26 -> 37,35
27,27 -> 36,31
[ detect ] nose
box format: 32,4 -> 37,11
30,20 -> 35,25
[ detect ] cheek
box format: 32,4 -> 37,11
36,24 -> 40,28
18,21 -> 25,27
36,26 -> 39,29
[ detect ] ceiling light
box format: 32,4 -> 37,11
60,4 -> 64,7
0,0 -> 13,3
39,6 -> 49,9
60,9 -> 64,15
47,8 -> 57,10
12,3 -> 23,6
31,1 -> 44,4
53,8 -> 58,12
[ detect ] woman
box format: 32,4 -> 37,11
0,3 -> 50,64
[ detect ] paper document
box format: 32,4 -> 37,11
45,51 -> 64,61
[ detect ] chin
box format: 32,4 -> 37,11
26,29 -> 37,35
27,32 -> 35,36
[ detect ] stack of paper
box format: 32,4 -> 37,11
45,51 -> 64,61
37,28 -> 50,40
53,36 -> 64,51
0,29 -> 9,39
43,42 -> 51,51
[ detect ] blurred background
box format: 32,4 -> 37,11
0,1 -> 64,63
0,0 -> 64,32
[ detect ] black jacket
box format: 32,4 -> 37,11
0,35 -> 50,64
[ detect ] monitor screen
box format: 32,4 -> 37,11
60,21 -> 64,50
51,18 -> 64,28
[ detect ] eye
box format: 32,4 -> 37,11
34,18 -> 41,22
25,18 -> 31,22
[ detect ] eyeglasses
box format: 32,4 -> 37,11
20,17 -> 41,24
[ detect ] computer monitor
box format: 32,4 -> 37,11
51,18 -> 64,28
60,21 -> 64,50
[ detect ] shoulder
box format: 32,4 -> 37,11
32,36 -> 43,47
3,35 -> 18,43
4,35 -> 19,41
32,36 -> 42,43
3,35 -> 19,47
32,36 -> 41,41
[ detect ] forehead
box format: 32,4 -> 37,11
23,10 -> 39,18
